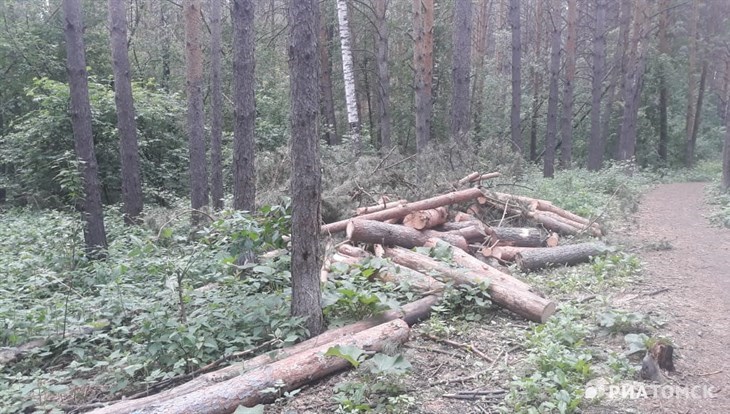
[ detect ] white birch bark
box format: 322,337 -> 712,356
336,0 -> 361,149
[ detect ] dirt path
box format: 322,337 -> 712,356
626,182 -> 730,412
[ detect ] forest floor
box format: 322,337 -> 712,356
271,182 -> 730,414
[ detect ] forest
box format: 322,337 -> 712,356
1,0 -> 729,413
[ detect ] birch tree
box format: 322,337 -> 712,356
336,0 -> 361,149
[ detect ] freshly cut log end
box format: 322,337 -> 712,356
515,242 -> 609,271
544,232 -> 559,247
454,212 -> 478,222
403,206 -> 449,230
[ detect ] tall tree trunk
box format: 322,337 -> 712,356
603,0 -> 631,160
336,0 -> 361,150
160,3 -> 171,90
529,0 -> 543,162
543,0 -> 560,178
373,0 -> 392,150
509,0 -> 522,153
657,0 -> 669,162
232,0 -> 256,211
684,0 -> 699,167
471,0 -> 493,134
63,0 -> 108,256
723,106 -> 730,191
450,0 -> 472,144
288,0 -> 325,337
209,0 -> 224,210
184,0 -> 209,222
319,2 -> 339,145
587,0 -> 606,170
108,0 -> 143,223
559,0 -> 576,168
687,60 -> 708,168
616,0 -> 648,163
413,0 -> 434,152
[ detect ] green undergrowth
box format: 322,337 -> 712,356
0,205 -> 409,413
706,181 -> 730,228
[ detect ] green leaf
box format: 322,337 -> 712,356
324,345 -> 366,368
368,353 -> 412,375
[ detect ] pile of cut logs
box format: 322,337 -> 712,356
322,173 -> 609,324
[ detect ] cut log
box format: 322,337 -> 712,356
337,244 -> 370,258
334,246 -> 444,293
321,187 -> 485,234
346,219 -> 469,251
531,211 -> 582,235
135,320 -> 410,414
487,246 -> 537,262
423,239 -> 533,292
90,296 -> 438,414
515,242 -> 609,271
486,227 -> 544,247
446,225 -> 487,243
383,246 -> 556,323
435,220 -> 477,231
545,232 -> 559,247
455,171 -> 480,186
470,172 -> 501,182
356,199 -> 408,215
403,206 -> 449,230
454,212 -> 478,222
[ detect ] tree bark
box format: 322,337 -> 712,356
543,0 -> 561,177
723,110 -> 730,190
289,0 -> 324,337
322,187 -> 484,234
232,0 -> 256,211
516,242 -> 608,271
587,0 -> 607,170
687,60 -> 708,168
450,0 -> 472,144
509,0 -> 522,153
108,0 -> 143,224
559,0 -> 577,168
657,0 -> 670,162
383,246 -> 557,322
346,219 -> 469,251
684,0 -> 699,167
136,320 -> 410,414
356,199 -> 408,215
529,0 -> 543,162
471,0 -> 494,134
413,0 -> 434,152
487,226 -> 543,247
319,1 -> 339,145
209,0 -> 224,210
336,0 -> 361,149
374,0 -> 392,150
63,0 -> 108,256
184,0 -> 209,222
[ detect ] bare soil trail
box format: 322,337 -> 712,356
625,182 -> 730,413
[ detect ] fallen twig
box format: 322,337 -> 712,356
424,334 -> 494,363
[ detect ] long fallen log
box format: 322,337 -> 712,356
321,187 -> 485,235
446,224 -> 488,243
346,219 -> 469,251
355,199 -> 408,215
515,242 -> 609,271
383,246 -> 556,323
403,206 -> 449,230
486,226 -> 544,247
485,245 -> 537,262
91,296 -> 438,414
137,320 -> 411,414
422,239 -> 534,293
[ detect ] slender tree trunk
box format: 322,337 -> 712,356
617,0 -> 648,163
336,0 -> 361,150
687,61 -> 708,168
450,0 -> 472,144
108,0 -> 143,223
543,0 -> 560,178
723,108 -> 730,191
160,3 -> 171,90
319,2 -> 339,145
603,0 -> 631,160
209,0 -> 224,210
232,0 -> 256,211
684,0 -> 699,167
374,0 -> 392,150
587,0 -> 606,170
657,0 -> 669,162
184,0 -> 209,222
529,0 -> 543,162
413,0 -> 434,152
509,0 -> 522,153
559,0 -> 576,168
63,0 -> 108,256
471,0 -> 493,134
288,0 -> 325,337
